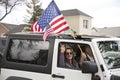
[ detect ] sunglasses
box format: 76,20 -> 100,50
66,52 -> 72,55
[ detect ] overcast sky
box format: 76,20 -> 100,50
1,0 -> 120,28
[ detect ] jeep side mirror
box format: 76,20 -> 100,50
81,61 -> 100,80
81,61 -> 98,73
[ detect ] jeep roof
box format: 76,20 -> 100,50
8,32 -> 110,41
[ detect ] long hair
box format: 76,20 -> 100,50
64,47 -> 77,66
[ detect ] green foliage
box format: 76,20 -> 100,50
29,5 -> 43,23
24,0 -> 43,31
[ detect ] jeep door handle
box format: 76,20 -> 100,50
52,74 -> 65,79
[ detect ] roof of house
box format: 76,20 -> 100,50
61,9 -> 92,17
0,23 -> 8,31
5,25 -> 25,36
92,27 -> 120,37
0,22 -> 25,35
1,23 -> 18,31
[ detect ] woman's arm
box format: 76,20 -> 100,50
58,45 -> 66,67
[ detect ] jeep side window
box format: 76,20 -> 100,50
58,42 -> 92,70
97,41 -> 120,69
7,39 -> 49,66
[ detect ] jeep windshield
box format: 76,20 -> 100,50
97,40 -> 120,69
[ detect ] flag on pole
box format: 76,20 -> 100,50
38,0 -> 69,41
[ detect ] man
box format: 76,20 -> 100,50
85,46 -> 94,61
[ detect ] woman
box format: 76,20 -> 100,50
58,45 -> 80,69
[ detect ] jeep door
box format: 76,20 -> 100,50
52,39 -> 93,80
92,38 -> 120,80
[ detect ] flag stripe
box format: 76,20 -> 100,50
32,21 -> 37,31
31,21 -> 42,32
50,14 -> 64,26
43,28 -> 53,41
50,19 -> 69,33
53,24 -> 69,33
52,21 -> 67,31
49,14 -> 69,33
57,26 -> 69,33
50,16 -> 64,26
48,12 -> 63,25
31,21 -> 37,32
50,18 -> 66,29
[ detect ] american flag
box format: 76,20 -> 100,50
38,0 -> 69,41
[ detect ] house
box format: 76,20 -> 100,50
0,23 -> 8,36
0,22 -> 25,36
61,9 -> 120,37
92,27 -> 120,37
61,9 -> 93,35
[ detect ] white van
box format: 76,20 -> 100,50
0,32 -> 120,80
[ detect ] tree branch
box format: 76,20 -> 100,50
0,0 -> 23,21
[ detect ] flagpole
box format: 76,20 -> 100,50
70,28 -> 86,64
70,29 -> 83,52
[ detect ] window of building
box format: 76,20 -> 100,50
7,39 -> 49,66
83,20 -> 88,29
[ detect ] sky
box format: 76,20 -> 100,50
1,0 -> 120,28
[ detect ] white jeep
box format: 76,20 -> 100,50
0,32 -> 120,80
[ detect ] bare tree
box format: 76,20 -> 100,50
0,0 -> 24,21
